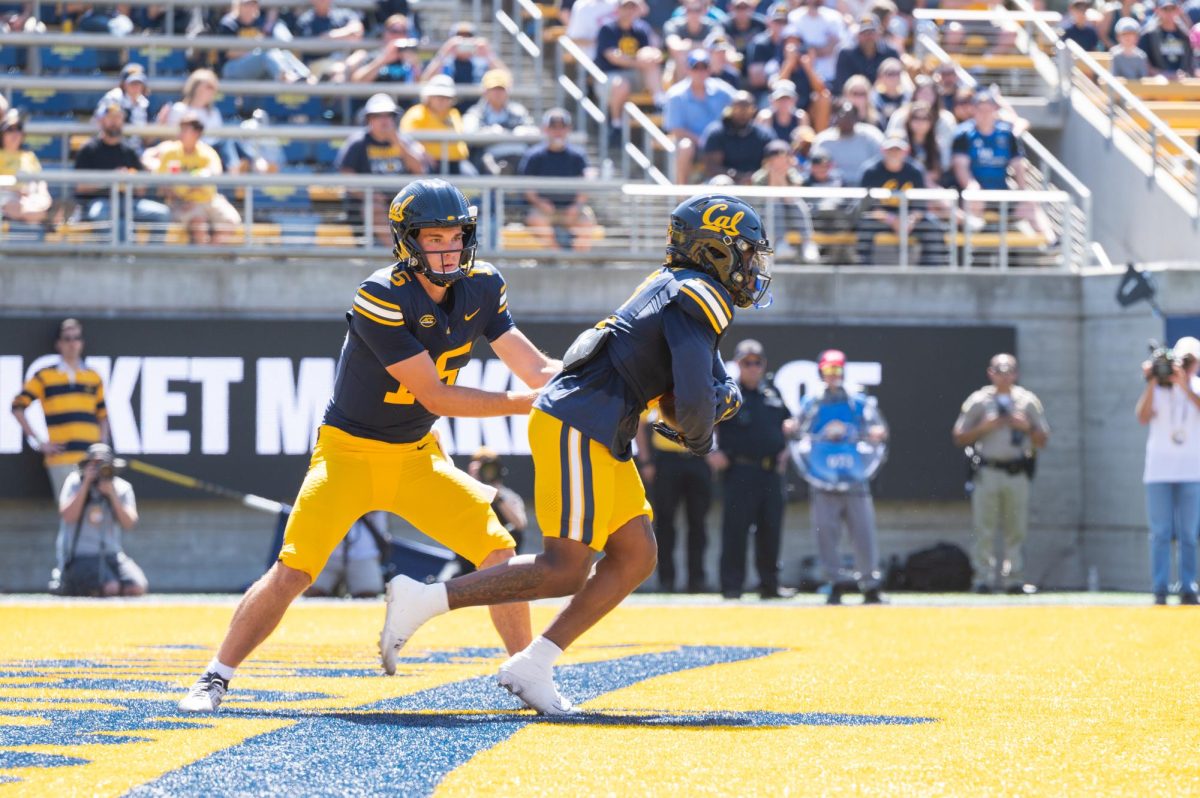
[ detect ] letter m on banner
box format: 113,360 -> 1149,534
256,358 -> 335,455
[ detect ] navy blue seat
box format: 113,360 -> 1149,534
128,46 -> 189,76
280,138 -> 314,164
252,185 -> 312,213
314,138 -> 344,167
38,45 -> 100,74
26,135 -> 66,165
258,93 -> 324,121
11,88 -> 72,115
0,44 -> 27,70
68,91 -> 105,114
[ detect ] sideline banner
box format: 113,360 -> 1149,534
0,316 -> 1013,501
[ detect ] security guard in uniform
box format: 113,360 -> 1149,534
710,339 -> 797,599
638,407 -> 714,593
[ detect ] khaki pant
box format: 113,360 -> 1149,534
47,463 -> 77,505
971,466 -> 1031,588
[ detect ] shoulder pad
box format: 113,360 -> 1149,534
469,260 -> 498,277
673,274 -> 734,335
352,274 -> 406,328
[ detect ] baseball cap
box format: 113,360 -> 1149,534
121,63 -> 148,84
973,87 -> 1000,106
180,110 -> 205,130
687,48 -> 711,68
818,349 -> 846,370
1069,0 -> 1091,7
857,14 -> 879,32
882,135 -> 909,150
97,99 -> 124,118
770,79 -> 798,100
86,442 -> 127,469
735,339 -> 765,361
1114,16 -> 1140,33
1175,336 -> 1200,360
542,106 -> 572,126
363,92 -> 399,115
730,90 -> 756,106
809,149 -> 832,164
1158,0 -> 1177,8
764,139 -> 791,159
0,108 -> 22,133
481,68 -> 512,90
619,0 -> 639,7
768,2 -> 789,20
420,74 -> 458,100
731,0 -> 755,7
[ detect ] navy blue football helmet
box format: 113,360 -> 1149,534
389,178 -> 478,286
665,194 -> 773,309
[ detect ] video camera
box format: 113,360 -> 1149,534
1148,340 -> 1196,387
79,443 -> 126,480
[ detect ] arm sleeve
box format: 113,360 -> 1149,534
951,129 -> 971,156
662,305 -> 722,456
350,283 -> 427,366
482,269 -> 517,342
12,372 -> 44,409
94,380 -> 107,419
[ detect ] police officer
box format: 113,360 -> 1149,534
796,349 -> 889,605
710,339 -> 797,599
638,407 -> 714,592
952,353 -> 1049,594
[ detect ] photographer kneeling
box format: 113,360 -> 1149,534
53,443 -> 147,597
1136,336 -> 1200,606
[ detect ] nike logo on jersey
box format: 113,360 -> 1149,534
464,309 -> 480,321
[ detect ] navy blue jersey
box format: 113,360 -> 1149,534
536,267 -> 741,460
323,261 -> 515,443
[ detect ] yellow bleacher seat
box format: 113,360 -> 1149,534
1120,79 -> 1200,102
1136,103 -> 1200,129
230,223 -> 283,244
543,27 -> 566,43
315,224 -> 356,246
308,185 -> 345,203
952,54 -> 1036,71
165,222 -> 188,244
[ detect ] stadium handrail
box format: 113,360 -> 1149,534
915,33 -> 1093,263
493,0 -> 544,118
620,182 -> 1076,270
0,75 -> 524,103
1005,0 -> 1200,215
619,101 -> 674,186
24,121 -> 571,146
1,31 -> 385,55
554,34 -> 611,157
911,8 -> 1062,23
0,170 -> 1079,269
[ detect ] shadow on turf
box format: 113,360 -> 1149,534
271,709 -> 938,728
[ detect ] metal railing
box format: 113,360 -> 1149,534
494,0 -> 544,117
551,31 -> 676,183
1006,0 -> 1200,214
0,170 -> 1080,269
916,34 -> 1092,268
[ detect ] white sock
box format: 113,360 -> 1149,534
524,635 -> 563,668
426,582 -> 449,616
206,658 -> 235,681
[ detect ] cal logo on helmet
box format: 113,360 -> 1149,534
389,194 -> 416,224
419,314 -> 436,328
700,203 -> 744,237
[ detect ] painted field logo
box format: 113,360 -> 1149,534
0,646 -> 933,796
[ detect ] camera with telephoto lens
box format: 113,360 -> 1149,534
79,443 -> 126,481
1148,340 -> 1185,387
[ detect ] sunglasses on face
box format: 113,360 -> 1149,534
60,335 -> 83,342
740,359 -> 764,367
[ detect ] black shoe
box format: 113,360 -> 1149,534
685,580 -> 710,594
721,590 -> 741,600
826,585 -> 844,606
1181,592 -> 1199,605
862,588 -> 887,604
759,587 -> 797,600
1006,583 -> 1037,595
973,584 -> 993,594
1154,593 -> 1168,606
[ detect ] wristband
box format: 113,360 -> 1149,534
26,435 -> 41,451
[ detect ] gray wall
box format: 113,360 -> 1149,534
0,257 -> 1193,593
1059,91 -> 1200,264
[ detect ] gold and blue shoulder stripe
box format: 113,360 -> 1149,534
353,288 -> 405,327
678,278 -> 732,334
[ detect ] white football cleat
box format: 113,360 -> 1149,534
497,653 -> 576,716
379,574 -> 433,676
178,672 -> 228,713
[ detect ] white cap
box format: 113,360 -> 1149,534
1175,336 -> 1200,360
363,93 -> 399,116
421,74 -> 458,100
